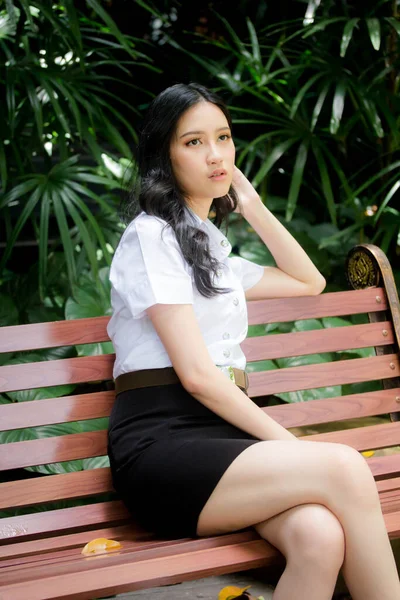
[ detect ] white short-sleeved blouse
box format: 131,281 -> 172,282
107,209 -> 264,378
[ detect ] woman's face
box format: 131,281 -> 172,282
169,101 -> 236,204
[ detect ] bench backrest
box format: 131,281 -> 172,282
0,244 -> 399,545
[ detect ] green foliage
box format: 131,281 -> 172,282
167,2 -> 400,265
65,265 -> 114,356
0,1 -> 153,298
228,201 -> 349,288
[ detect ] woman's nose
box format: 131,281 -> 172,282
207,144 -> 223,164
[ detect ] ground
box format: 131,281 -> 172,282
113,564 -> 354,599
116,569 -> 275,599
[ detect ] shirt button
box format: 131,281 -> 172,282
216,270 -> 222,277
233,297 -> 239,306
220,239 -> 229,247
223,349 -> 231,358
222,332 -> 230,340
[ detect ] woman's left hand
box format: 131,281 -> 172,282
230,166 -> 262,215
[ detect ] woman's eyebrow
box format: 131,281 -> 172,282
179,126 -> 231,139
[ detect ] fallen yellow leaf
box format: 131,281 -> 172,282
81,537 -> 121,555
361,450 -> 375,458
218,585 -> 251,600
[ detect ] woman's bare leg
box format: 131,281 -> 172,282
196,440 -> 400,600
255,504 -> 345,600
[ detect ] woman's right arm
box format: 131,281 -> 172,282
146,303 -> 298,442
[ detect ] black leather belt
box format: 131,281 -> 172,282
114,366 -> 249,395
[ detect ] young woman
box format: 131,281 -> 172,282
107,82 -> 400,600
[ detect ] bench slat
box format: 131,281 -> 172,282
0,522 -> 148,569
242,321 -> 394,361
0,501 -> 129,543
0,391 -> 115,432
247,287 -> 388,325
0,354 -> 114,394
0,431 -> 107,470
0,530 -> 260,573
2,386 -> 399,436
380,490 -> 400,514
1,349 -> 398,399
385,511 -> 400,538
0,468 -> 113,510
367,454 -> 400,480
0,317 -> 110,354
265,388 -> 400,428
0,289 -> 388,356
249,353 -> 400,396
376,477 -> 400,493
0,524 -> 152,561
303,421 -> 400,451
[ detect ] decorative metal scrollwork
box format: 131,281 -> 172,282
346,247 -> 380,289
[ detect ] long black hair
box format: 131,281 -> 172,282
121,82 -> 240,298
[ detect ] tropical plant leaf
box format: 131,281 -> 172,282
286,141 -> 309,221
85,0 -> 137,58
385,16 -> 400,36
330,80 -> 346,135
374,180 -> 400,223
303,0 -> 323,24
38,188 -> 50,301
310,82 -> 330,131
312,143 -> 337,225
238,240 -> 276,266
52,191 -> 77,287
301,17 -> 346,38
290,72 -> 325,119
366,18 -> 381,51
340,18 -> 359,57
252,138 -> 298,187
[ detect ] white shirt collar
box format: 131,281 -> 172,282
186,206 -> 231,259
186,205 -> 207,226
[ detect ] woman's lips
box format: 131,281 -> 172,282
209,172 -> 227,181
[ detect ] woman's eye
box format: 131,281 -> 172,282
186,134 -> 231,147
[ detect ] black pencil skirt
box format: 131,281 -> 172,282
107,381 -> 261,539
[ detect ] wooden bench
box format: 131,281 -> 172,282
0,243 -> 400,600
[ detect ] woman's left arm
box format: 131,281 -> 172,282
232,166 -> 326,299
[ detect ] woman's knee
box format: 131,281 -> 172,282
283,505 -> 345,571
327,443 -> 379,506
